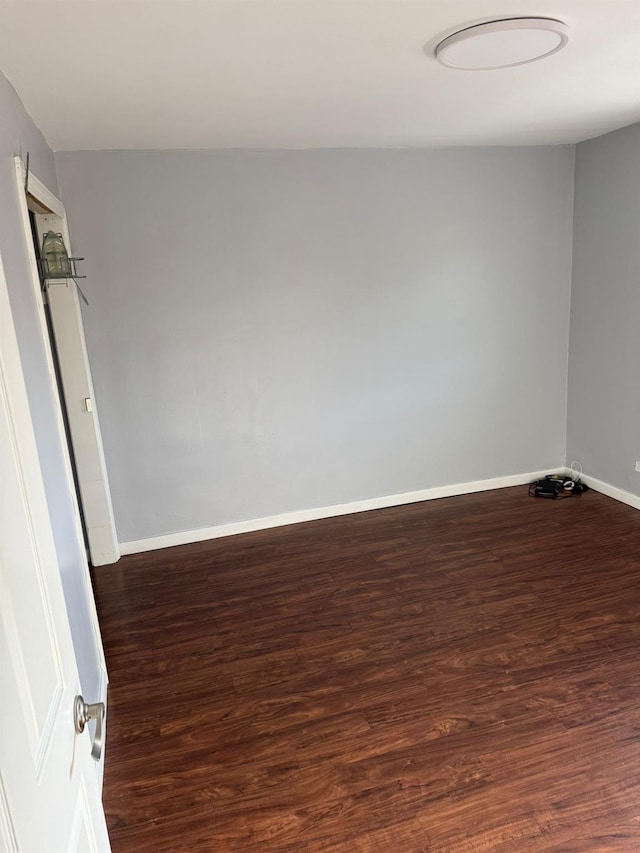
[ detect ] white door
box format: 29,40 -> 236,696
0,254 -> 110,850
44,274 -> 119,567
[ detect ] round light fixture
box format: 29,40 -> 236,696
435,18 -> 569,70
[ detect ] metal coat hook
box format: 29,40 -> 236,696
75,281 -> 90,306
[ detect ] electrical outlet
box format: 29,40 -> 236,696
635,461 -> 640,473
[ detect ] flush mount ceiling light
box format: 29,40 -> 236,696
435,17 -> 569,70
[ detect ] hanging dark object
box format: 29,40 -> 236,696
37,231 -> 89,305
40,230 -> 71,277
37,231 -> 86,283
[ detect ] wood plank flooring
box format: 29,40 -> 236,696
92,486 -> 640,852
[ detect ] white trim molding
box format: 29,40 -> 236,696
120,467 -> 566,555
0,771 -> 18,853
579,473 -> 640,512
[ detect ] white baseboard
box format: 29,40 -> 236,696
119,466 -> 566,556
579,473 -> 640,511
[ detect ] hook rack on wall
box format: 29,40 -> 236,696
37,256 -> 86,282
38,258 -> 90,305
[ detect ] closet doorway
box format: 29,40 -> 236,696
15,156 -> 119,567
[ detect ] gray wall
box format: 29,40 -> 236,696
55,147 -> 575,543
0,71 -> 101,700
567,122 -> 640,496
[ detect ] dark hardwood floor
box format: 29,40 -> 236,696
92,486 -> 640,852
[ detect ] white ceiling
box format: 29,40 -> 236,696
0,0 -> 639,150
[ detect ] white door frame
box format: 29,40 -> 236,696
14,156 -> 120,568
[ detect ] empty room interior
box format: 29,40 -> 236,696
1,0 -> 640,850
